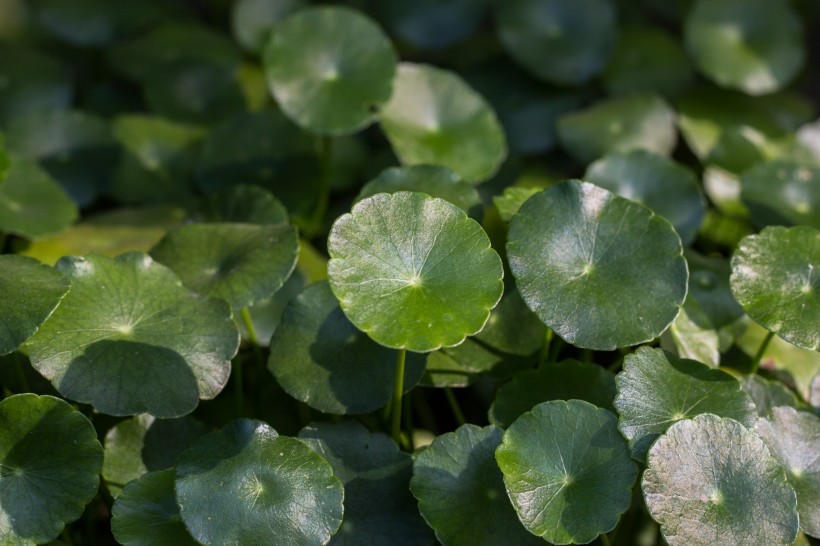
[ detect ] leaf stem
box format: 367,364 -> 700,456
750,330 -> 775,375
539,329 -> 554,366
599,533 -> 612,546
304,135 -> 333,238
391,348 -> 406,446
548,336 -> 564,364
444,387 -> 466,426
240,307 -> 258,346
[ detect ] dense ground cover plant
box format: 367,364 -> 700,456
0,0 -> 819,544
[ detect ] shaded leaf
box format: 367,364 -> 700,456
741,160 -> 820,230
741,375 -> 804,418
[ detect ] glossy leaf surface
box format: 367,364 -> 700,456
26,252 -> 240,417
507,180 -> 688,350
327,192 -> 503,352
643,414 -> 798,546
175,419 -> 344,545
496,400 -> 637,544
614,346 -> 756,461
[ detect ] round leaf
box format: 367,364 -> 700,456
0,157 -> 78,239
614,346 -> 756,461
489,359 -> 616,428
495,0 -> 616,86
730,225 -> 819,350
0,255 -> 69,356
585,150 -> 706,244
378,63 -> 507,182
269,281 -> 426,414
175,418 -> 344,545
151,222 -> 298,309
196,184 -> 289,225
299,421 -> 433,546
103,414 -> 210,497
0,394 -> 103,545
26,252 -> 240,417
741,160 -> 820,229
111,469 -> 198,546
557,93 -> 677,164
411,424 -> 541,546
327,192 -> 504,352
231,0 -> 304,54
507,180 -> 688,350
741,375 -> 804,418
643,414 -> 798,546
496,400 -> 638,544
264,6 -> 397,135
685,0 -> 805,95
756,407 -> 820,538
356,165 -> 481,217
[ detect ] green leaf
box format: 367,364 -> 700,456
496,400 -> 637,544
756,407 -> 820,538
489,359 -> 616,428
16,205 -> 185,266
731,225 -> 819,350
419,350 -> 476,388
602,26 -> 693,97
492,186 -> 540,222
0,45 -> 72,126
643,414 -> 798,546
741,160 -> 820,230
175,418 -> 344,545
0,255 -> 69,356
230,0 -> 304,54
327,192 -> 504,352
373,0 -> 489,50
685,0 -> 805,95
269,281 -> 426,414
585,150 -> 706,244
356,165 -> 481,217
150,222 -> 298,309
557,93 -> 677,164
0,394 -> 103,545
686,250 -> 744,329
378,63 -> 507,182
0,157 -> 78,239
195,184 -> 289,225
507,180 -> 688,350
664,296 -> 720,367
110,469 -> 198,546
0,133 -> 8,184
26,252 -> 239,417
473,288 -> 545,357
194,110 -> 321,218
495,0 -> 616,86
102,414 -> 209,497
7,108 -> 119,206
411,424 -> 541,546
264,6 -> 397,135
299,421 -> 433,546
741,375 -> 804,418
614,346 -> 756,461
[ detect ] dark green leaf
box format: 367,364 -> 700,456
196,184 -> 289,225
741,375 -> 804,418
374,0 -> 489,50
327,192 -> 503,352
175,419 -> 344,545
741,160 -> 820,229
299,421 -> 432,546
0,255 -> 69,356
756,407 -> 820,538
264,6 -> 397,135
685,0 -> 805,95
614,346 -> 756,461
110,469 -> 198,546
507,180 -> 688,350
731,225 -> 819,350
557,93 -> 677,164
489,359 -> 616,428
378,63 -> 507,182
686,250 -> 744,329
0,45 -> 72,126
412,424 -> 541,546
495,0 -> 616,85
231,0 -> 304,54
26,252 -> 239,417
269,282 -> 425,414
585,150 -> 706,244
496,400 -> 637,544
0,394 -> 103,545
643,414 -> 798,546
0,157 -> 78,239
